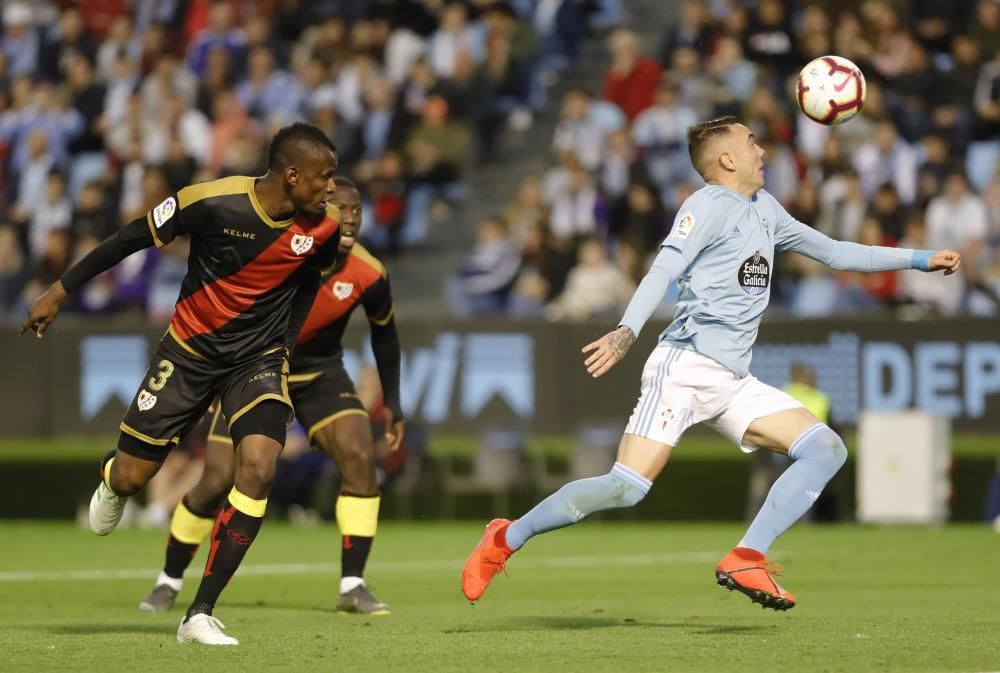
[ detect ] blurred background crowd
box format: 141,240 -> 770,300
0,0 -> 998,325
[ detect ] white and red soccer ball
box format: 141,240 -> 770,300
796,55 -> 867,125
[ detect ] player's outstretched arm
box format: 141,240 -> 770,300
20,217 -> 157,338
775,214 -> 962,276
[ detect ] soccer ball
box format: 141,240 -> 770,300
796,55 -> 867,125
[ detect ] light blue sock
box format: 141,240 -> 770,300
739,424 -> 848,554
505,462 -> 651,550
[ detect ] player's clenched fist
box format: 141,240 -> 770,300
928,250 -> 961,275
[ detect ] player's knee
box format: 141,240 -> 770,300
236,453 -> 278,493
793,425 -> 848,472
338,437 -> 375,472
828,431 -> 849,471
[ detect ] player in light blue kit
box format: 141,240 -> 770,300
461,116 -> 962,610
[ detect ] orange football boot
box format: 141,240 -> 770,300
461,518 -> 515,601
716,547 -> 796,611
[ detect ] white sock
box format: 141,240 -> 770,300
340,576 -> 365,594
157,570 -> 183,592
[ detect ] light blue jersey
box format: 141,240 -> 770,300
620,184 -> 929,377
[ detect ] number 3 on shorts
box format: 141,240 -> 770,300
148,359 -> 175,391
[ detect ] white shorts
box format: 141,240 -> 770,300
624,344 -> 804,452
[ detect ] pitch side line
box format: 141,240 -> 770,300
0,551 -> 721,583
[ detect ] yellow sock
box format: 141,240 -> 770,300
103,457 -> 115,491
336,495 -> 380,537
228,487 -> 267,517
169,500 -> 215,544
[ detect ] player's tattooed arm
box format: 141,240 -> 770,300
608,325 -> 637,358
582,325 -> 636,379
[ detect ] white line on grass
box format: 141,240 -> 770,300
0,551 -> 721,583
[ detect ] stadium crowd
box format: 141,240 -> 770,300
0,0 -> 998,324
452,0 -> 1000,320
0,0 -> 622,321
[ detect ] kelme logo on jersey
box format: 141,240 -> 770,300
332,281 -> 354,300
674,212 -> 695,239
290,233 -> 314,255
738,251 -> 770,295
152,197 -> 176,229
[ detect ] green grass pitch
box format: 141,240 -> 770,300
0,521 -> 997,673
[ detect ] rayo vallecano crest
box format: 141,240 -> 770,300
332,281 -> 354,300
290,234 -> 314,255
137,389 -> 157,411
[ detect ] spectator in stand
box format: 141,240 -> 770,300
428,2 -> 483,79
742,0 -> 799,79
548,163 -> 599,244
603,28 -> 661,122
899,213 -> 964,314
450,215 -> 521,316
40,6 -> 99,83
552,89 -> 606,171
969,46 -> 1000,191
631,80 -> 698,199
599,129 -> 649,202
72,181 -> 117,243
534,0 -> 587,80
916,134 -> 953,207
854,120 -> 918,205
186,0 -> 246,77
659,0 -> 715,64
403,95 -> 470,244
607,181 -> 667,263
971,0 -> 1000,58
361,150 -> 409,256
504,174 -> 548,246
237,46 -> 304,125
0,225 -> 28,315
510,220 -> 573,317
849,217 -> 900,306
545,238 -> 634,321
816,169 -> 867,243
10,129 -> 56,232
29,171 -> 72,262
18,228 -> 72,314
1,3 -> 40,78
925,169 -> 991,294
706,35 -> 757,116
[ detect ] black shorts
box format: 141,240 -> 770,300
119,334 -> 292,461
205,360 -> 366,447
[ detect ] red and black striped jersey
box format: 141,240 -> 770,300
290,243 -> 393,371
146,175 -> 341,363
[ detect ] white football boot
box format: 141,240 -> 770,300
88,482 -> 128,535
176,614 -> 239,646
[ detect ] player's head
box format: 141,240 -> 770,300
267,122 -> 338,216
329,177 -> 362,254
687,116 -> 766,194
